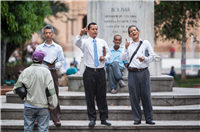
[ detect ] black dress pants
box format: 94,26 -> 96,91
83,67 -> 108,121
128,69 -> 153,122
50,70 -> 61,122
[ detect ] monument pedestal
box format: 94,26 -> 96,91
69,54 -> 166,92
68,75 -> 173,92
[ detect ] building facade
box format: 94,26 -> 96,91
34,0 -> 200,66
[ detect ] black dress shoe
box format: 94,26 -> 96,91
101,120 -> 111,126
119,80 -> 127,88
89,120 -> 96,127
146,121 -> 155,125
134,121 -> 141,125
54,121 -> 61,126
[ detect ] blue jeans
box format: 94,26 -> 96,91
106,61 -> 124,90
24,107 -> 50,132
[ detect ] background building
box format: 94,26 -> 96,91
33,0 -> 200,73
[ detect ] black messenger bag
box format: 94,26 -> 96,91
15,84 -> 27,100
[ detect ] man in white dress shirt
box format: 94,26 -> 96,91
75,22 -> 112,127
35,25 -> 65,126
120,25 -> 155,125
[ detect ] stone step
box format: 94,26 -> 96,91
1,104 -> 200,121
6,88 -> 200,106
67,75 -> 174,92
1,120 -> 200,132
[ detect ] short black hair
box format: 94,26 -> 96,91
7,74 -> 11,79
128,25 -> 139,35
70,62 -> 75,66
113,35 -> 122,40
88,22 -> 97,30
43,25 -> 54,33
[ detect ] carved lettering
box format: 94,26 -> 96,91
106,25 -> 120,28
105,15 -> 118,18
112,31 -> 118,33
104,20 -> 116,23
117,20 -> 129,23
103,7 -> 137,35
111,7 -> 130,12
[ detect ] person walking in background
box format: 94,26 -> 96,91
106,35 -> 128,94
66,62 -> 78,75
170,44 -> 175,58
35,25 -> 65,126
121,25 -> 155,125
75,22 -> 112,127
13,50 -> 58,132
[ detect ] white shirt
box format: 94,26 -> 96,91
35,41 -> 65,70
75,35 -> 111,68
120,39 -> 155,69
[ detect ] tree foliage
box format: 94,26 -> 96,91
1,1 -> 52,44
1,1 -> 52,85
154,1 -> 200,43
1,1 -> 70,85
49,1 -> 70,22
154,1 -> 200,81
37,1 -> 70,41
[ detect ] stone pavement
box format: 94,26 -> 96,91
1,87 -> 200,132
1,120 -> 200,132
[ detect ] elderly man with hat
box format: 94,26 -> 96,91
13,50 -> 58,132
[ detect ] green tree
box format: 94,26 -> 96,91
37,1 -> 70,41
49,1 -> 70,22
6,0 -> 71,62
154,1 -> 200,81
1,1 -> 51,85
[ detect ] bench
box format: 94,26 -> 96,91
193,84 -> 200,88
1,85 -> 14,95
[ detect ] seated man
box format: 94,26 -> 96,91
106,35 -> 128,94
4,74 -> 15,86
59,73 -> 68,87
169,66 -> 175,76
66,62 -> 78,75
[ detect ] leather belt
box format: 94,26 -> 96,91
128,67 -> 148,72
50,69 -> 56,71
86,66 -> 104,72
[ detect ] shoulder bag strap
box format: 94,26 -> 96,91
126,40 -> 143,68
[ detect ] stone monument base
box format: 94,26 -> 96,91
68,75 -> 173,92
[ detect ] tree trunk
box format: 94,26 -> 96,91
181,19 -> 186,82
20,41 -> 23,66
1,42 -> 7,85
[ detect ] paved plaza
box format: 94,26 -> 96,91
1,86 -> 200,132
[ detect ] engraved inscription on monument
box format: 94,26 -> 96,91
88,1 -> 154,47
104,7 -> 137,34
94,1 -> 142,46
87,0 -> 158,76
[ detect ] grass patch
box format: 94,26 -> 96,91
174,75 -> 200,87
